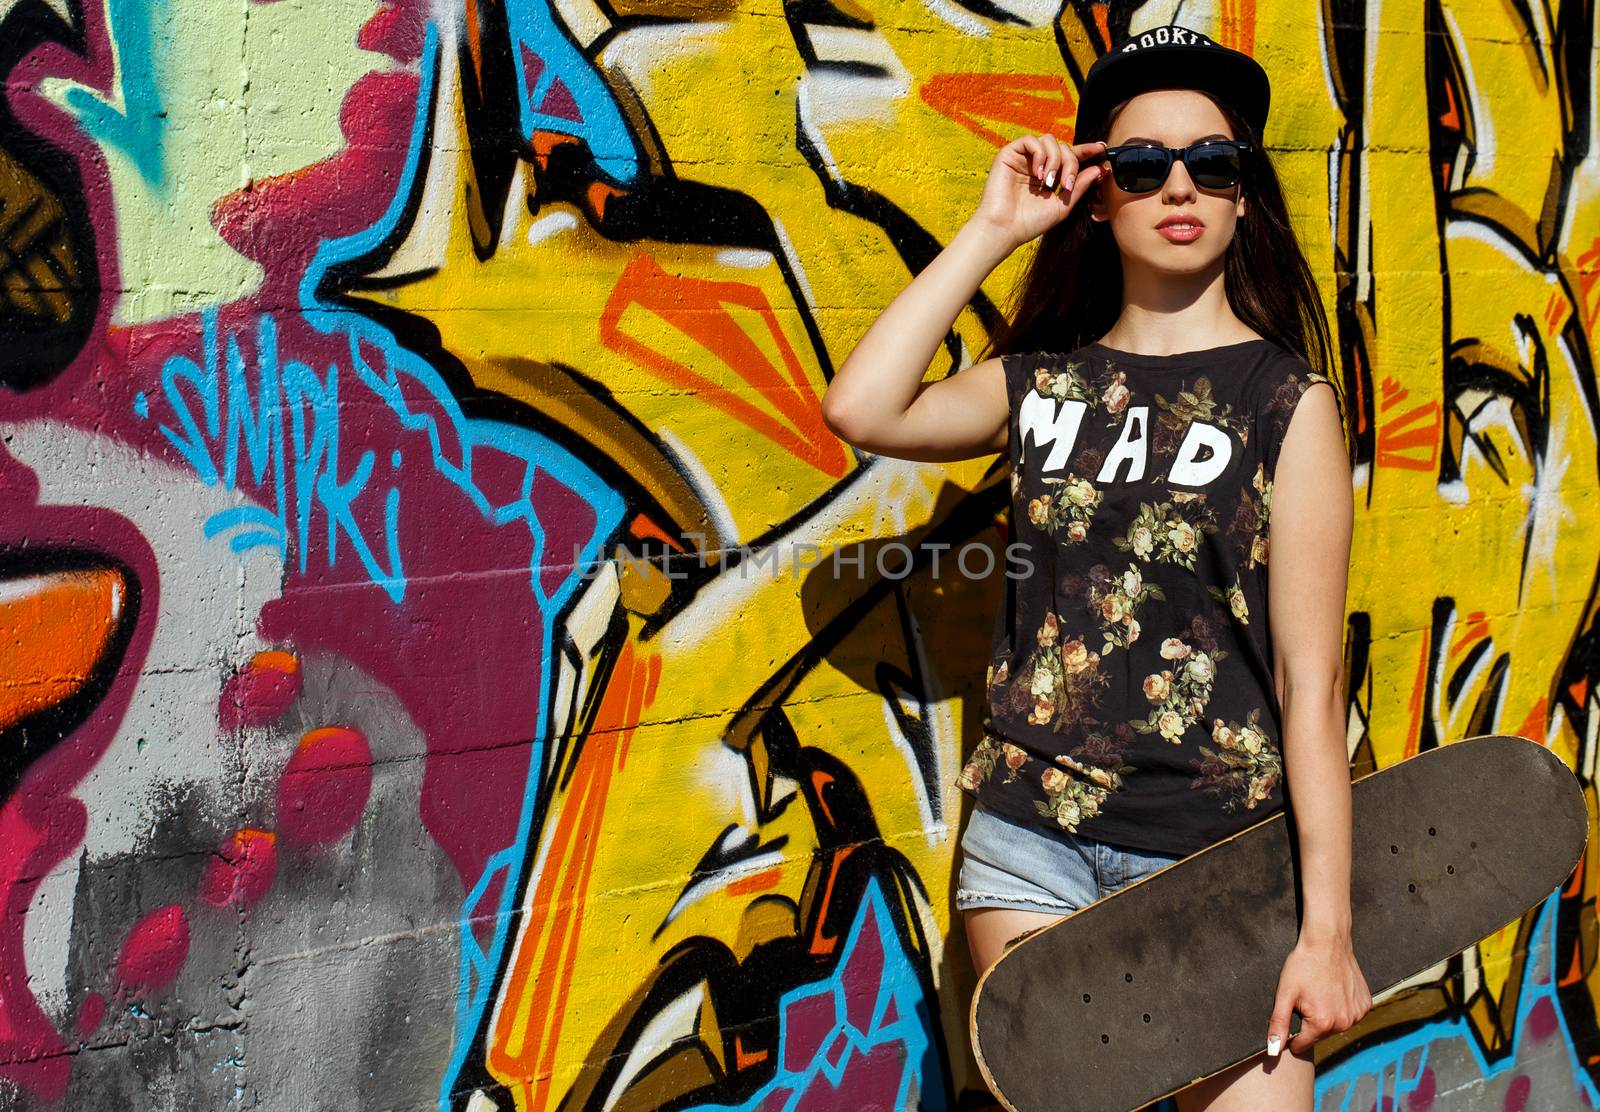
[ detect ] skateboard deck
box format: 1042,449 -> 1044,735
969,733 -> 1588,1112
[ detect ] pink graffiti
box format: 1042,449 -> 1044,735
1406,1064 -> 1436,1109
199,829 -> 280,909
1528,996 -> 1558,1042
75,991 -> 106,1039
116,904 -> 191,995
276,728 -> 373,848
0,481 -> 159,1098
219,650 -> 303,731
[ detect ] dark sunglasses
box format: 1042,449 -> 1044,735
1084,140 -> 1254,194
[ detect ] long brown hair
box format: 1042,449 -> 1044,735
977,91 -> 1334,378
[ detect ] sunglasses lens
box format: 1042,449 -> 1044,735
1112,147 -> 1171,193
1187,143 -> 1243,189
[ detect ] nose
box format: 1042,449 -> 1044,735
1161,158 -> 1198,202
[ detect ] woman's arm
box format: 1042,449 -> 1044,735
821,135 -> 1109,462
1266,379 -> 1353,940
1263,378 -> 1372,1058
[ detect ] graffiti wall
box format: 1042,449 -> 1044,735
0,0 -> 1596,1108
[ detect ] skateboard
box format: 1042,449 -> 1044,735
968,733 -> 1588,1112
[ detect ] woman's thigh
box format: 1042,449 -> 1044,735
1173,1045 -> 1314,1111
965,905 -> 1065,974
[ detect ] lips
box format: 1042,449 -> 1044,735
1156,220 -> 1204,241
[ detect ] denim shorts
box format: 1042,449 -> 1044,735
955,805 -> 1185,914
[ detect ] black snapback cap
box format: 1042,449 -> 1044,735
1075,25 -> 1272,142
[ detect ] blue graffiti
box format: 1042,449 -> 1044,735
142,287 -> 625,612
504,0 -> 640,185
144,307 -> 406,602
694,877 -> 948,1112
1313,891 -> 1600,1110
64,0 -> 168,188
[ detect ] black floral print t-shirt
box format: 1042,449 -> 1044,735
957,338 -> 1335,857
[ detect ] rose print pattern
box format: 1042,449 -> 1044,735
1226,462 -> 1273,570
1152,376 -> 1248,456
1096,367 -> 1132,427
1086,562 -> 1165,654
1264,370 -> 1332,443
959,728 -> 1038,793
1112,496 -> 1218,570
999,739 -> 1033,781
1070,721 -> 1139,774
1207,572 -> 1250,624
1129,634 -> 1229,742
1036,758 -> 1116,832
1033,731 -> 1137,833
1034,358 -> 1098,406
988,612 -> 1110,733
960,724 -> 1128,826
1028,474 -> 1102,541
958,731 -> 1001,792
1074,444 -> 1106,479
1192,707 -> 1283,813
1233,368 -> 1334,568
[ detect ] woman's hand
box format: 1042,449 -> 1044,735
1267,930 -> 1373,1058
969,134 -> 1110,251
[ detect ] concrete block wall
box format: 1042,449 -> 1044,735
0,1 -> 1597,1108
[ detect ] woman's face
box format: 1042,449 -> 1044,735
1087,88 -> 1248,277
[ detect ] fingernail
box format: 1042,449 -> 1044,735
1266,1035 -> 1281,1057
1064,173 -> 1076,191
1045,170 -> 1056,189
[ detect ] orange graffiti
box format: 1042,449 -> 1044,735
1090,4 -> 1111,49
1515,700 -> 1548,746
0,568 -> 126,732
919,73 -> 1077,147
486,641 -> 661,1108
808,845 -> 858,956
1450,612 -> 1490,657
1403,632 -> 1430,760
1376,377 -> 1442,471
600,255 -> 848,477
726,866 -> 784,897
1576,238 -> 1600,331
1215,0 -> 1256,56
1544,289 -> 1567,336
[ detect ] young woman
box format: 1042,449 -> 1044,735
821,25 -> 1372,1111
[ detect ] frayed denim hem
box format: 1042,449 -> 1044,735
955,889 -> 1076,914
